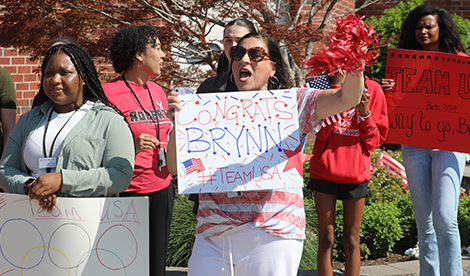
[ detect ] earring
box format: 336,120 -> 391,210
269,76 -> 279,85
230,73 -> 234,83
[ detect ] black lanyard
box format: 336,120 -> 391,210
42,106 -> 81,173
122,75 -> 161,148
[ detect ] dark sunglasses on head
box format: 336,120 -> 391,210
230,46 -> 271,62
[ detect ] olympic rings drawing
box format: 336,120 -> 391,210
20,246 -> 70,276
0,220 -> 139,274
95,224 -> 138,270
75,248 -> 127,276
48,223 -> 91,269
0,218 -> 45,269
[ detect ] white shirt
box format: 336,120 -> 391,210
23,101 -> 94,178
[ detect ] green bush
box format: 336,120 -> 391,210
367,165 -> 408,205
458,194 -> 470,247
303,142 -> 314,199
166,195 -> 197,267
367,149 -> 408,204
394,195 -> 417,253
367,148 -> 416,255
361,201 -> 404,258
333,200 -> 345,261
299,198 -> 319,270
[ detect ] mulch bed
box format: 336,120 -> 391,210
332,254 -> 411,271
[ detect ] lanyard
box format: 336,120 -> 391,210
42,106 -> 81,173
122,75 -> 163,170
122,75 -> 161,145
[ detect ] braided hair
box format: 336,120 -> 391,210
36,43 -> 126,120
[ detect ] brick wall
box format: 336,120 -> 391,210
0,49 -> 118,121
0,48 -> 41,120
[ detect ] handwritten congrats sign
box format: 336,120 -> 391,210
0,194 -> 148,275
175,89 -> 305,194
384,48 -> 470,153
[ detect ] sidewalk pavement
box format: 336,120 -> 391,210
166,254 -> 470,276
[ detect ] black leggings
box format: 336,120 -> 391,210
120,184 -> 175,276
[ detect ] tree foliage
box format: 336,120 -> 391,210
0,0 -> 394,89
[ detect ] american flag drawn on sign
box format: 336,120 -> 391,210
301,75 -> 343,129
183,158 -> 205,174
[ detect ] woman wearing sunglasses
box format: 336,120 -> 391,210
197,18 -> 256,93
167,32 -> 364,276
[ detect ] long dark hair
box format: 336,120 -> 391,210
398,4 -> 465,54
36,43 -> 125,119
227,32 -> 289,91
217,18 -> 257,75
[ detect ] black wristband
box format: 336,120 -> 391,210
24,178 -> 35,195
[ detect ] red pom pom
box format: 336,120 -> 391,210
304,14 -> 379,77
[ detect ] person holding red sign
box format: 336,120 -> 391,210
307,69 -> 388,276
397,4 -> 467,276
167,32 -> 365,276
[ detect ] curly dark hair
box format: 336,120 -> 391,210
109,24 -> 161,74
36,43 -> 125,119
398,4 -> 465,54
227,32 -> 289,91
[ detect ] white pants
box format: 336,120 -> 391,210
188,228 -> 304,276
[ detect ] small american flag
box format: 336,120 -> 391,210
376,151 -> 408,185
183,158 -> 205,174
301,75 -> 343,129
304,75 -> 332,90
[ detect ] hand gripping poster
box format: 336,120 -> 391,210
174,89 -> 309,194
384,48 -> 470,153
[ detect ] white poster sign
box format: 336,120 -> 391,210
0,194 -> 148,275
175,89 -> 305,194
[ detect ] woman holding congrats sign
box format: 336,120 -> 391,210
397,4 -> 467,276
168,14 -> 374,274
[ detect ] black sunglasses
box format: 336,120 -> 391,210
230,46 -> 271,62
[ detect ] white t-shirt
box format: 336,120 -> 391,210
23,101 -> 94,178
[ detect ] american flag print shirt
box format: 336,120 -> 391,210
194,87 -> 324,240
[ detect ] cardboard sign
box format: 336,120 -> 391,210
384,48 -> 470,153
0,194 -> 149,275
175,89 -> 306,194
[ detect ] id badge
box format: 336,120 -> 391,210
227,191 -> 243,198
39,157 -> 57,169
158,148 -> 167,167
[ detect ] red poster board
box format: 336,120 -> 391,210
384,48 -> 470,153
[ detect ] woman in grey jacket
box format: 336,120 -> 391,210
0,43 -> 135,212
